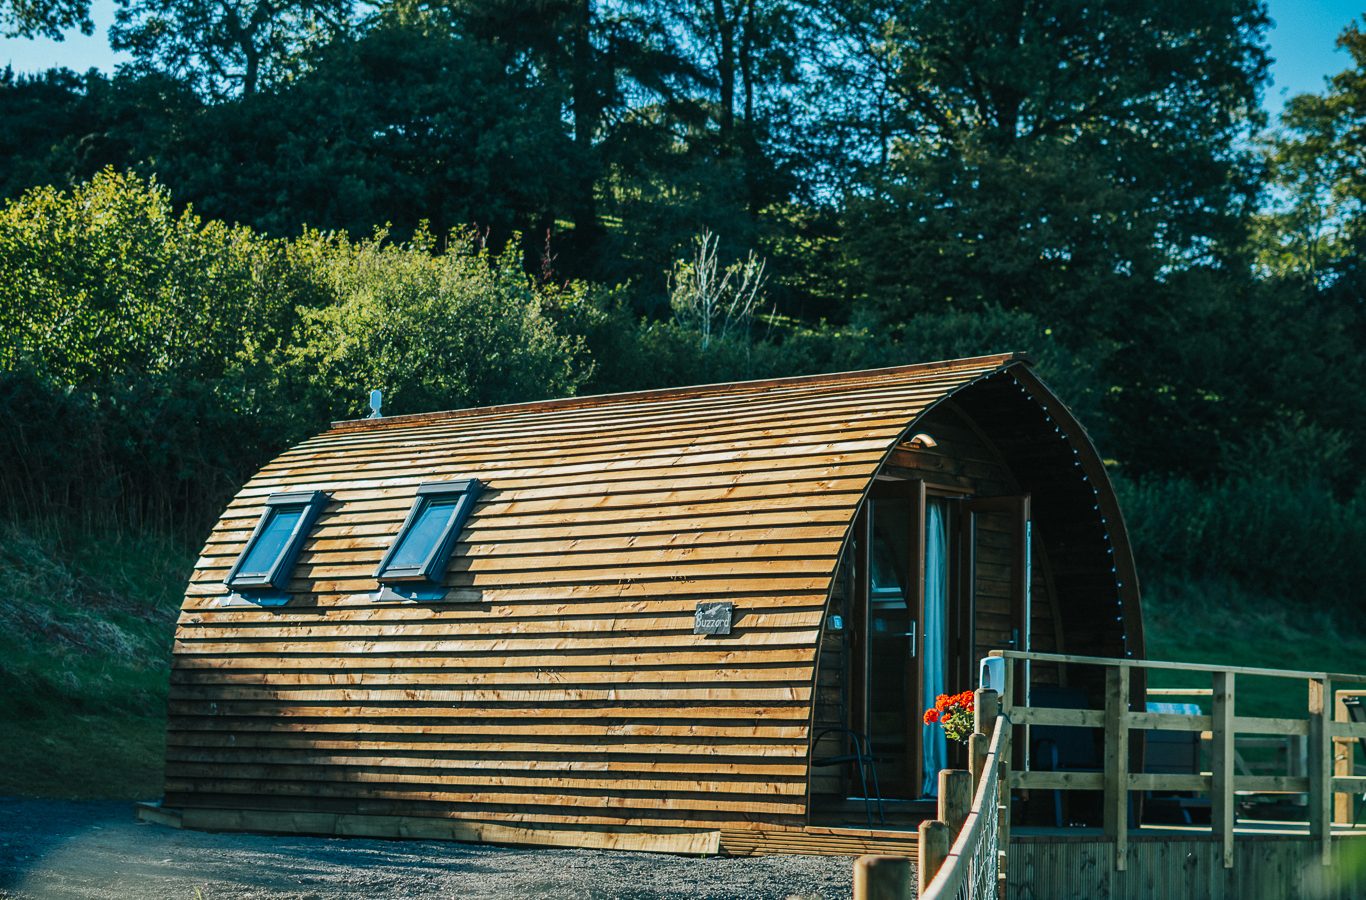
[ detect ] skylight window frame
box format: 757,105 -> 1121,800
224,490 -> 330,593
375,479 -> 483,586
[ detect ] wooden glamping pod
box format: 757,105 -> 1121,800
156,352 -> 1143,856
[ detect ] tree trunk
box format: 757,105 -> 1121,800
739,0 -> 760,214
569,0 -> 602,266
713,0 -> 736,145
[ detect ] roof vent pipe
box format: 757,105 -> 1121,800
368,390 -> 383,419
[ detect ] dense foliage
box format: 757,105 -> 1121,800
2,3 -> 1365,620
0,172 -> 595,529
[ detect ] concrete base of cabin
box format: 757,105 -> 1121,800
137,804 -> 724,855
134,803 -> 920,859
1009,834 -> 1366,899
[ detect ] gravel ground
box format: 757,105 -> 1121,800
0,799 -> 854,900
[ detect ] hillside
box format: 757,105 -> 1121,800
0,521 -> 191,798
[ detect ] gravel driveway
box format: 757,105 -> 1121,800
0,799 -> 854,899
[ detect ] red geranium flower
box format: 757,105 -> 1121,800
923,689 -> 976,744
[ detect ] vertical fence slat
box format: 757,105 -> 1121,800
973,688 -> 999,787
1307,676 -> 1333,866
1210,670 -> 1236,869
1103,664 -> 1130,871
997,678 -> 1012,892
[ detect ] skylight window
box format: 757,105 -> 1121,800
376,479 -> 483,588
225,491 -> 330,595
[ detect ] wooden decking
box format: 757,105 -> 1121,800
719,824 -> 918,857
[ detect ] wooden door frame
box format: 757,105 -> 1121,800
959,494 -> 1032,704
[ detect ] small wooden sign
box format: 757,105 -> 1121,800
694,601 -> 733,635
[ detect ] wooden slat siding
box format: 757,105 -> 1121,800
809,552 -> 852,801
164,352 -> 1142,853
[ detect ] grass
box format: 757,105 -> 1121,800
1143,574 -> 1366,718
0,518 -> 193,799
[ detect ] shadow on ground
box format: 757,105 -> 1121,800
0,799 -> 853,899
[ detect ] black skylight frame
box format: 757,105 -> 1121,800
375,479 -> 483,586
224,490 -> 330,593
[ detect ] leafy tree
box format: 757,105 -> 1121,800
110,0 -> 354,98
0,69 -> 198,201
0,170 -> 317,529
829,0 -> 1271,332
0,169 -> 301,385
146,20 -> 576,240
0,0 -> 89,39
592,0 -> 808,300
1258,19 -> 1366,293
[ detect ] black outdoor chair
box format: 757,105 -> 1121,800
1027,685 -> 1136,828
1142,701 -> 1210,825
811,727 -> 886,827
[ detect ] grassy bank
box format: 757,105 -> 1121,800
1143,574 -> 1366,717
0,520 -> 193,799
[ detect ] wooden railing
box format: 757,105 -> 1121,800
854,688 -> 1010,900
991,649 -> 1366,870
917,696 -> 1008,900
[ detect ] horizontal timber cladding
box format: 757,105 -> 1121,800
164,352 -> 1141,852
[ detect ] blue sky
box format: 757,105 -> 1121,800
1,0 -> 1361,117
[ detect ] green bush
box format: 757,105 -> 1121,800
0,170 -> 316,531
0,173 -> 597,533
1117,462 -> 1366,619
288,228 -> 595,418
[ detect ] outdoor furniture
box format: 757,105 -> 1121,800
811,727 -> 886,826
1029,685 -> 1103,827
1142,701 -> 1210,825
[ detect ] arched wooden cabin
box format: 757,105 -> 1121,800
160,352 -> 1142,856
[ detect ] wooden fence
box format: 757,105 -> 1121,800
992,649 -> 1366,871
854,688 -> 1010,900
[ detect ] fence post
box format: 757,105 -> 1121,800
939,769 -> 972,836
1103,664 -> 1130,871
1307,677 -> 1333,866
853,855 -> 910,900
976,687 -> 999,731
1210,670 -> 1235,869
972,688 -> 998,786
1334,690 -> 1353,825
970,732 -> 988,785
917,820 -> 950,896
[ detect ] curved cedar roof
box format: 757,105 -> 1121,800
168,352 -> 1141,849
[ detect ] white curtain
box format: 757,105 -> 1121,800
921,499 -> 949,796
